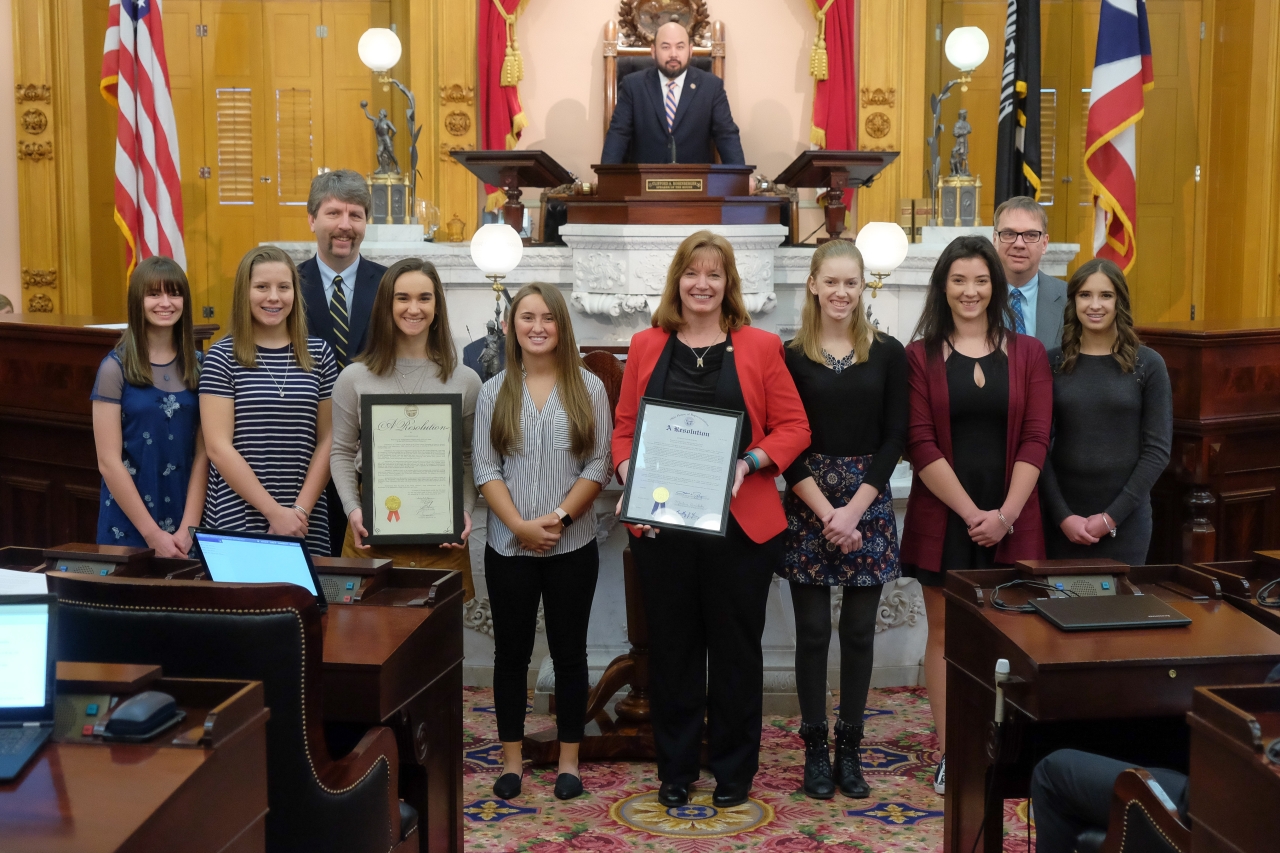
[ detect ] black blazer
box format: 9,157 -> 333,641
600,65 -> 745,165
297,255 -> 386,360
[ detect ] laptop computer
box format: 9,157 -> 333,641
1031,593 -> 1192,631
191,529 -> 328,611
0,594 -> 57,782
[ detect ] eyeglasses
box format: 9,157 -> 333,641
996,229 -> 1045,244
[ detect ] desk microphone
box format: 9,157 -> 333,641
994,658 -> 1011,724
668,135 -> 678,163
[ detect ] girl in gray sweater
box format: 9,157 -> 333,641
1040,258 -> 1172,565
330,258 -> 482,599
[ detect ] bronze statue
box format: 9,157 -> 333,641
950,109 -> 972,177
478,320 -> 504,382
360,101 -> 399,174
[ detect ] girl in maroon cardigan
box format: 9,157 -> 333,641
901,236 -> 1052,794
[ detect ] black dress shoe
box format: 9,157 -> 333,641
492,772 -> 522,799
554,773 -> 584,800
712,783 -> 750,808
657,781 -> 690,807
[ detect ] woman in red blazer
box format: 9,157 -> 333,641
612,231 -> 810,809
901,235 -> 1052,794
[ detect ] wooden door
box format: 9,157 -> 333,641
321,1 -> 393,177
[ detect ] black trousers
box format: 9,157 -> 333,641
485,541 -> 599,744
629,519 -> 783,787
1029,749 -> 1189,853
789,581 -> 882,726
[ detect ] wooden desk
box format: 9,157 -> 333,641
1194,550 -> 1280,634
1187,684 -> 1280,853
943,565 -> 1280,853
0,664 -> 268,853
0,315 -> 217,549
565,164 -> 785,225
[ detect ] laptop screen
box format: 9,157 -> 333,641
0,599 -> 53,714
194,531 -> 320,596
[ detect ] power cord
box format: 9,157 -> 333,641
1267,737 -> 1280,766
1256,577 -> 1280,608
991,579 -> 1079,613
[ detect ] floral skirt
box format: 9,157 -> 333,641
781,453 -> 901,587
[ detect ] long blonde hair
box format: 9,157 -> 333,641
360,258 -> 457,381
229,246 -> 315,371
116,255 -> 200,390
650,230 -> 751,333
789,240 -> 878,365
490,283 -> 596,459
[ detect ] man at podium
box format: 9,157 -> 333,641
600,21 -> 744,166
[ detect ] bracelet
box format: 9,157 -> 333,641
1104,514 -> 1117,538
291,504 -> 309,518
996,510 -> 1014,535
743,450 -> 761,474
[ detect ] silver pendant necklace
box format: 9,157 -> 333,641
681,332 -> 723,368
257,349 -> 291,397
394,360 -> 430,395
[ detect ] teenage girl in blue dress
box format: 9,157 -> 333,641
92,256 -> 208,556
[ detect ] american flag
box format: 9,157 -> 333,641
1084,0 -> 1153,273
101,0 -> 186,273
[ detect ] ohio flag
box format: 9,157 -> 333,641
1085,0 -> 1153,272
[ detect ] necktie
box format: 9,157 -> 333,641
330,275 -> 350,367
665,80 -> 678,131
1009,287 -> 1027,335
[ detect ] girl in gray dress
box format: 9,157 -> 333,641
1040,258 -> 1173,564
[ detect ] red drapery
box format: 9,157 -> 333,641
478,0 -> 529,212
809,0 -> 857,210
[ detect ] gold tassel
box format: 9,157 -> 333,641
494,1 -> 524,87
810,0 -> 837,81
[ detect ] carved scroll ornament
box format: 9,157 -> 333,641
617,0 -> 711,47
15,83 -> 51,104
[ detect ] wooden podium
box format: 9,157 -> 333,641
450,150 -> 575,234
774,151 -> 899,241
1139,318 -> 1280,565
566,164 -> 784,225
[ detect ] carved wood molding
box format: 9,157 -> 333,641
14,83 -> 51,104
444,111 -> 472,136
439,83 -> 475,107
860,86 -> 896,109
21,109 -> 47,135
21,268 -> 57,289
865,111 -> 891,139
17,141 -> 53,161
616,0 -> 711,47
27,293 -> 54,312
440,142 -> 474,162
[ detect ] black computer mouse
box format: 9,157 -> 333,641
104,690 -> 179,737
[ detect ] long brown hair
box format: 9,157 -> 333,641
1059,257 -> 1140,374
116,255 -> 200,390
490,283 -> 596,459
650,230 -> 752,332
789,240 -> 879,365
229,246 -> 315,371
360,258 -> 457,381
911,236 -> 1013,359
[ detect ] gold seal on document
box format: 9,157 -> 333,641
652,487 -> 670,503
385,496 -> 402,511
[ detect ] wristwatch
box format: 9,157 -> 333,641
554,507 -> 574,528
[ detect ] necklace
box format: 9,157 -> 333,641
680,331 -> 724,369
393,359 -> 430,395
257,348 -> 291,398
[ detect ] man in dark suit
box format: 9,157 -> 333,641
297,169 -> 387,556
600,20 -> 744,165
994,195 -> 1067,352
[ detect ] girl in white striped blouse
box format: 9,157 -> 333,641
473,283 -> 612,802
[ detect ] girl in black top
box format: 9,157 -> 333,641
783,240 -> 908,800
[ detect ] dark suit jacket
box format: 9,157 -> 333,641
298,255 -> 386,361
1034,273 -> 1068,353
600,66 -> 745,165
901,333 -> 1053,572
611,326 -> 810,543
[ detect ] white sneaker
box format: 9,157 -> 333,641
933,754 -> 946,795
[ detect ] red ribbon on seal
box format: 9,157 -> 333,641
388,510 -> 400,522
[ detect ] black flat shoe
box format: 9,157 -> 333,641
492,771 -> 522,799
657,781 -> 690,807
554,773 -> 584,800
712,783 -> 750,808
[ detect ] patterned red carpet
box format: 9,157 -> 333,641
462,686 -> 1035,853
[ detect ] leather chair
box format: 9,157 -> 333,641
48,573 -> 418,853
1075,768 -> 1190,853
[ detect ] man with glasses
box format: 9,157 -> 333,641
993,196 -> 1066,352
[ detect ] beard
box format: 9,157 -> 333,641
658,57 -> 689,79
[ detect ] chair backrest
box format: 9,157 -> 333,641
581,349 -> 625,421
1094,768 -> 1190,853
603,18 -> 725,136
48,574 -> 400,853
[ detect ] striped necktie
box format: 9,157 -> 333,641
330,275 -> 350,367
665,80 -> 678,131
1009,287 -> 1028,335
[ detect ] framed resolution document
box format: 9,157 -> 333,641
619,398 -> 744,537
360,394 -> 464,545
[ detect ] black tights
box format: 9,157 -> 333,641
789,580 -> 883,726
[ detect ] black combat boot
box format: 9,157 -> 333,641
798,720 -> 835,799
833,718 -> 871,798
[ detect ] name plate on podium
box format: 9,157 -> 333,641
646,178 -> 703,192
568,164 -> 782,225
